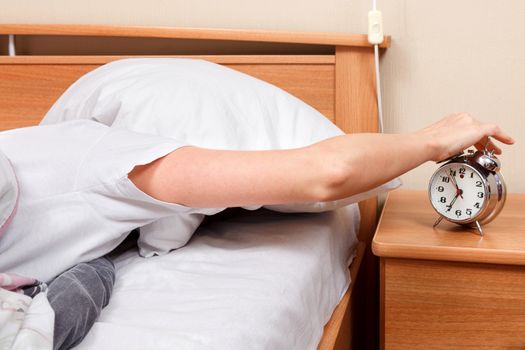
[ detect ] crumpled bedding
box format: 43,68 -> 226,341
0,202 -> 359,350
77,205 -> 359,350
0,274 -> 54,350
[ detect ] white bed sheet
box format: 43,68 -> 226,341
77,204 -> 360,350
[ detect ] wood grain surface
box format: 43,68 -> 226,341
0,60 -> 335,130
0,24 -> 391,47
382,258 -> 525,349
0,55 -> 335,65
373,189 -> 525,265
375,189 -> 525,349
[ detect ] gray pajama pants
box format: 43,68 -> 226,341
47,256 -> 115,350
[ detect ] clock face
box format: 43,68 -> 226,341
429,163 -> 488,223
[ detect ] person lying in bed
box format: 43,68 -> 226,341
0,112 -> 513,349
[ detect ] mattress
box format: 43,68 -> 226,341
77,204 -> 360,350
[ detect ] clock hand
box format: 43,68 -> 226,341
446,193 -> 459,212
448,169 -> 463,199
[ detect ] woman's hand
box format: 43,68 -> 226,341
416,113 -> 515,162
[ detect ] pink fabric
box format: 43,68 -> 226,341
0,273 -> 36,293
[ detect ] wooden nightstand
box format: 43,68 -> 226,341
372,189 -> 525,350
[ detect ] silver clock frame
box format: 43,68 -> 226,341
428,153 -> 507,236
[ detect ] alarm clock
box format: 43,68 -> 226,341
428,148 -> 506,236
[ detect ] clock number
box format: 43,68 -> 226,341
441,176 -> 450,183
474,202 -> 481,209
466,208 -> 472,216
475,181 -> 482,187
449,170 -> 457,177
470,172 -> 474,178
455,209 -> 462,217
459,168 -> 466,174
437,186 -> 444,192
439,197 -> 447,203
477,192 -> 484,198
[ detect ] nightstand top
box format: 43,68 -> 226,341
372,189 -> 525,265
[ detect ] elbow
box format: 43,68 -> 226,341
312,159 -> 355,202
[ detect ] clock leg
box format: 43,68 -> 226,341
475,220 -> 484,236
433,216 -> 444,228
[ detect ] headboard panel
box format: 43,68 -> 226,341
0,56 -> 335,130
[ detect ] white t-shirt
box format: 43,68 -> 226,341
0,120 -> 220,282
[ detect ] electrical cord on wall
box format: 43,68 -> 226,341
368,0 -> 384,133
8,35 -> 16,56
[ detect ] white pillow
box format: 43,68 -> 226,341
42,58 -> 400,256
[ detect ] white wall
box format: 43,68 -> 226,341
3,0 -> 524,192
379,1 -> 525,192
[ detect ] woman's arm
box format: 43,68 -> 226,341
129,113 -> 514,208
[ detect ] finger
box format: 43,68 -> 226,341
482,124 -> 515,145
475,136 -> 490,149
475,140 -> 502,154
474,136 -> 490,152
488,141 -> 502,155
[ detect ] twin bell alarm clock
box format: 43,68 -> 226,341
428,146 -> 506,236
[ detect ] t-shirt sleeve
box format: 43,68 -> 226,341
77,126 -> 189,190
77,126 -> 198,219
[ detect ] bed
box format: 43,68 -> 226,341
0,24 -> 389,349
